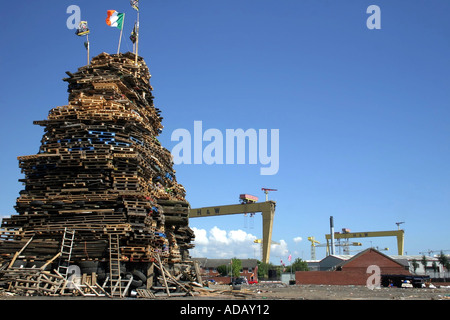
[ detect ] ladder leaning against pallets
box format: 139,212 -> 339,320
57,228 -> 76,279
109,233 -> 121,296
106,233 -> 132,298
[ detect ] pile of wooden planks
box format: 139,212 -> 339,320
0,52 -> 195,296
0,268 -> 66,296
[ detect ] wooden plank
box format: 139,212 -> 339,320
8,236 -> 34,269
146,262 -> 154,290
156,254 -> 170,297
194,260 -> 203,284
40,253 -> 61,270
93,282 -> 111,298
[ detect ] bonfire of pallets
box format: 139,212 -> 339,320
0,52 -> 200,297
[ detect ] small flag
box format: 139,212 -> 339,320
76,21 -> 90,36
130,23 -> 137,44
106,10 -> 124,29
288,254 -> 292,262
130,0 -> 139,11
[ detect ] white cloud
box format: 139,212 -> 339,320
270,239 -> 289,259
190,226 -> 260,259
229,229 -> 256,242
192,227 -> 208,246
189,227 -> 295,263
209,226 -> 229,245
293,236 -> 303,243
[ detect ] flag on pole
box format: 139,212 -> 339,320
106,10 -> 125,29
130,22 -> 137,44
75,21 -> 90,64
288,254 -> 292,262
130,0 -> 139,11
75,21 -> 90,36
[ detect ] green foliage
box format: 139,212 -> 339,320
217,265 -> 228,276
438,251 -> 449,269
257,261 -> 275,278
421,255 -> 428,274
231,258 -> 242,278
290,258 -> 309,271
432,261 -> 438,274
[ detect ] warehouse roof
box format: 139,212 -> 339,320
336,248 -> 409,269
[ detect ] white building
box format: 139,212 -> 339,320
389,255 -> 448,278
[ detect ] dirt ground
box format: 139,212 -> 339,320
194,282 -> 450,300
1,282 -> 449,301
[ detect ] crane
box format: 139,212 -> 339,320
395,222 -> 405,230
419,249 -> 450,256
254,239 -> 280,245
261,188 -> 277,201
254,239 -> 280,261
325,229 -> 405,255
189,200 -> 276,263
239,194 -> 259,204
308,236 -> 362,259
307,237 -> 321,260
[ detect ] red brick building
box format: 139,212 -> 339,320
296,248 -> 410,285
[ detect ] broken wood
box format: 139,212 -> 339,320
40,252 -> 61,270
8,236 -> 34,269
156,254 -> 170,297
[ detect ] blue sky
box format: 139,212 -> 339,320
0,1 -> 449,262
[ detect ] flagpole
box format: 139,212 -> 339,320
86,34 -> 90,65
117,13 -> 125,54
135,10 -> 139,65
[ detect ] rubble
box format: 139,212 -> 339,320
0,52 -> 198,297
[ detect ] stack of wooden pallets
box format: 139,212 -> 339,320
0,52 -> 194,279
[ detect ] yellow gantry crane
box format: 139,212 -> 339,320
308,236 -> 362,259
325,229 -> 405,255
189,200 -> 276,264
307,237 -> 321,260
254,239 -> 280,261
254,239 -> 280,245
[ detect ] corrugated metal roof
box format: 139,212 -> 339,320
336,248 -> 410,269
327,255 -> 353,260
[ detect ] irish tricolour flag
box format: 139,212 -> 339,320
106,10 -> 124,29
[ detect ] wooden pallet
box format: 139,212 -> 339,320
0,52 -> 193,282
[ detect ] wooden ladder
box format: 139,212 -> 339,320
57,228 -> 75,279
109,234 -> 122,297
102,274 -> 133,298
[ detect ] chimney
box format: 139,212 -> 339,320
330,216 -> 336,255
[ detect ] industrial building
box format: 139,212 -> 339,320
306,252 -> 448,276
300,248 -> 449,286
297,248 -> 411,286
389,255 -> 448,278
